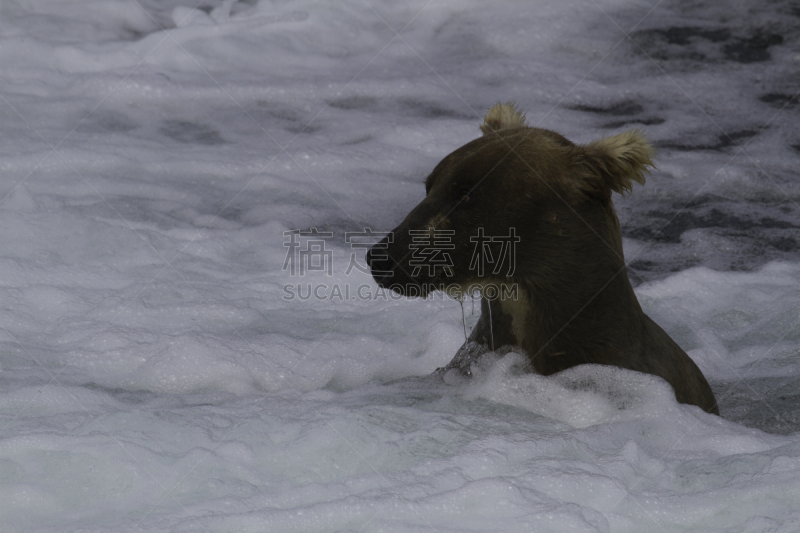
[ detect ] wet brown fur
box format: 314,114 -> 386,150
367,104 -> 719,415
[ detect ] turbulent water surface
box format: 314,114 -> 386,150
1,0 -> 799,531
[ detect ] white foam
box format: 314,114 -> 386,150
1,0 -> 799,531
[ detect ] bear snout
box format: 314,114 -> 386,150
365,244 -> 383,280
366,240 -> 398,288
366,236 -> 428,296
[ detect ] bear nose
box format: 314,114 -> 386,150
366,243 -> 394,285
366,244 -> 387,271
366,243 -> 384,271
365,245 -> 376,268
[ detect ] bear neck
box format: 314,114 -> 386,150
475,213 -> 645,374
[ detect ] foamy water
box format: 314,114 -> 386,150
1,0 -> 799,531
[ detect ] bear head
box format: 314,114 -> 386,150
366,103 -> 654,301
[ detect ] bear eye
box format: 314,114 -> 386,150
459,188 -> 471,203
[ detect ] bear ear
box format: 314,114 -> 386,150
577,129 -> 655,199
480,102 -> 528,135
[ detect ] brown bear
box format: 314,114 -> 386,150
366,102 -> 719,415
